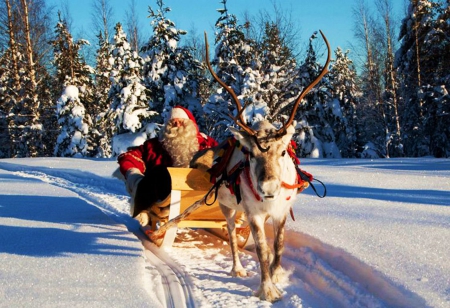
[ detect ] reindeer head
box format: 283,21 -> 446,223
204,31 -> 330,200
229,121 -> 296,199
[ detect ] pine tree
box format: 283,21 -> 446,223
0,48 -> 15,158
50,14 -> 94,103
50,15 -> 95,157
259,22 -> 298,121
419,1 -> 450,157
377,0 -> 403,158
396,0 -> 441,156
327,47 -> 361,158
203,1 -> 262,141
7,0 -> 46,157
294,33 -> 339,158
107,22 -> 153,152
92,31 -> 113,157
38,69 -> 59,157
0,50 -> 12,158
0,0 -> 54,157
141,0 -> 205,125
53,85 -> 92,157
352,0 -> 386,157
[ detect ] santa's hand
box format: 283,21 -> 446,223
125,168 -> 144,197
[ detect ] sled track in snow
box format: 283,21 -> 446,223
140,236 -> 199,308
0,165 -> 198,308
0,162 -> 426,307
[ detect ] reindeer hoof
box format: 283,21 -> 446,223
230,267 -> 247,277
271,266 -> 286,283
254,282 -> 283,302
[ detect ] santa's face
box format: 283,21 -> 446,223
170,118 -> 185,128
161,119 -> 199,167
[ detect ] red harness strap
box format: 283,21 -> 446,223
243,162 -> 262,202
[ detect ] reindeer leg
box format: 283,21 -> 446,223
220,204 -> 247,277
270,215 -> 287,283
249,214 -> 282,302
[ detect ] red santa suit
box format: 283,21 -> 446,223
117,106 -> 218,217
118,105 -> 217,175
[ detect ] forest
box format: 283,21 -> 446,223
0,0 -> 448,159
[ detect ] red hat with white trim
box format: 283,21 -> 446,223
170,105 -> 196,122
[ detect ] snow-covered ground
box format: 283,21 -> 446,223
0,157 -> 448,307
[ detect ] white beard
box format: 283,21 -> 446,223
161,119 -> 199,167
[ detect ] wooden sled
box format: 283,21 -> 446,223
141,167 -> 252,249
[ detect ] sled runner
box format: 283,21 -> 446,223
140,167 -> 252,249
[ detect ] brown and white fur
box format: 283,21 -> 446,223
218,121 -> 297,302
203,29 -> 330,302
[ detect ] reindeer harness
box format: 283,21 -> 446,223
207,137 -> 319,205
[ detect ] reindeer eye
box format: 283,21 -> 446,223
281,150 -> 286,156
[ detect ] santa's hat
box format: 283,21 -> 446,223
169,106 -> 196,123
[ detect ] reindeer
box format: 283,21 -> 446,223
204,30 -> 331,302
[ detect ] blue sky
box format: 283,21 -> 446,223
50,0 -> 406,57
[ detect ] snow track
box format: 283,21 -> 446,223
0,160 -> 199,308
140,236 -> 203,308
0,159 -> 429,307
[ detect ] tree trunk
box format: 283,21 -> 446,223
20,0 -> 37,96
378,0 -> 402,156
5,0 -> 20,90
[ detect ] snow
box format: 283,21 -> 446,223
0,157 -> 449,307
112,131 -> 149,155
62,85 -> 79,99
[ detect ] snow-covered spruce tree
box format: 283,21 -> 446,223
38,70 -> 59,157
0,0 -> 55,158
53,85 -> 92,157
181,26 -> 212,108
0,111 -> 9,158
293,33 -> 339,158
107,22 -> 154,155
377,0 -> 403,158
259,22 -> 299,122
420,83 -> 450,157
6,0 -> 45,158
204,1 -> 264,141
396,0 -> 442,156
50,15 -> 95,157
327,47 -> 361,158
91,31 -> 113,157
93,31 -> 112,122
352,0 -> 389,158
50,14 -> 95,109
141,0 -> 205,126
416,1 -> 450,157
0,49 -> 16,158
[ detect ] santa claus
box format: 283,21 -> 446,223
118,106 -> 218,218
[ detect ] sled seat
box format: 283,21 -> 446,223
141,167 -> 248,248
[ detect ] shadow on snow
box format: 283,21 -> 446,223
0,194 -> 140,258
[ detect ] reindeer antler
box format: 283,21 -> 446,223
276,30 -> 331,136
204,32 -> 256,136
204,30 -> 330,152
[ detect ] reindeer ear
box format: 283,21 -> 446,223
286,124 -> 296,135
229,127 -> 252,148
282,124 -> 296,144
229,127 -> 246,140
